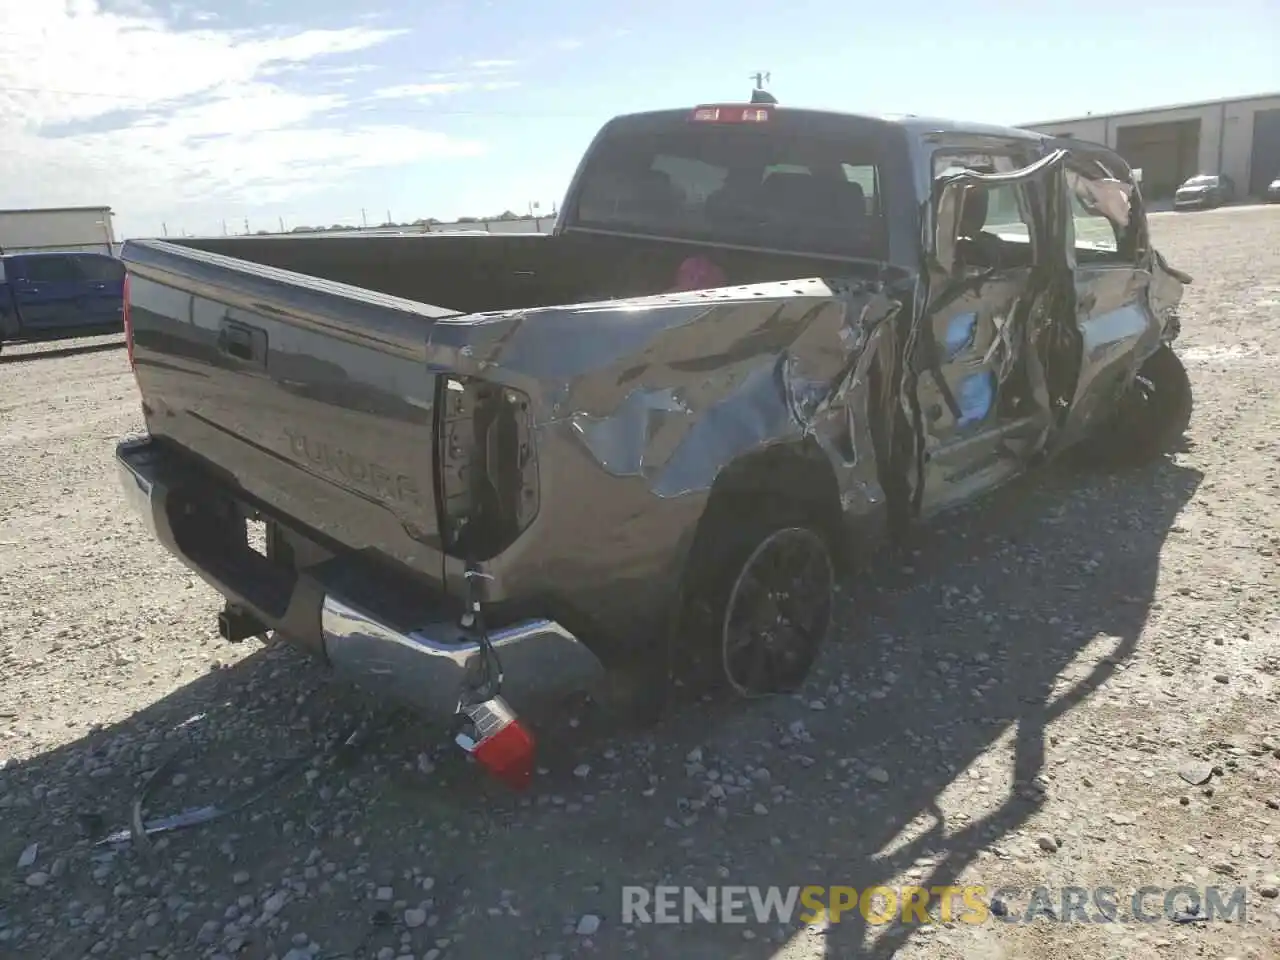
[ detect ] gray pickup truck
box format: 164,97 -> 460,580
115,97 -> 1192,739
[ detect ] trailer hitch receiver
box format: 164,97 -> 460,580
217,604 -> 268,644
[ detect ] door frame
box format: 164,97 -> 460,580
902,145 -> 1074,518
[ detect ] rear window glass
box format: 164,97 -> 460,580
572,124 -> 886,259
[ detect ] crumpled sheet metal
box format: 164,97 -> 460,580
546,280 -> 901,501
416,277 -> 905,616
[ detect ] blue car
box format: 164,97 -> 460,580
0,251 -> 126,354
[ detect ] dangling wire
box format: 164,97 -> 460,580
462,566 -> 504,704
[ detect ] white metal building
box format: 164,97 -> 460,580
1021,93 -> 1280,200
0,206 -> 117,255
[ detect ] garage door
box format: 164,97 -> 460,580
1249,109 -> 1280,197
1116,120 -> 1201,199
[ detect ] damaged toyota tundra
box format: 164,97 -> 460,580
114,96 -> 1192,788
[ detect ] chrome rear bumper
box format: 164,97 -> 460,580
116,437 -> 603,721
320,596 -> 603,718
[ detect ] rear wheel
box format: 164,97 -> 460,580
1083,344 -> 1192,466
719,525 -> 834,697
680,504 -> 836,699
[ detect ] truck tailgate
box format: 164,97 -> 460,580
123,239 -> 459,578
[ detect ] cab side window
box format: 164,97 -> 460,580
932,150 -> 1037,268
23,256 -> 80,283
74,255 -> 126,283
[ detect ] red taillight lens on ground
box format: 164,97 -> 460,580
473,720 -> 536,790
455,695 -> 536,790
122,270 -> 135,370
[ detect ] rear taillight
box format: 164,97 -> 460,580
122,270 -> 135,370
435,376 -> 539,560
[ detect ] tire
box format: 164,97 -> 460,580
678,502 -> 836,699
1084,344 -> 1192,466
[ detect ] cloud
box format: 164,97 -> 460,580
373,82 -> 474,99
372,79 -> 521,100
322,64 -> 380,76
471,59 -> 518,69
0,1 -> 484,236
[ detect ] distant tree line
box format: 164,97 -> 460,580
259,210 -> 543,235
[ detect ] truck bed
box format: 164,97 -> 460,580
169,230 -> 868,312
122,233 -> 887,625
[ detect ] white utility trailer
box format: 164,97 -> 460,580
0,206 -> 116,255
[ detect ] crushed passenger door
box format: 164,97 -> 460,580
907,149 -> 1072,517
1046,149 -> 1170,452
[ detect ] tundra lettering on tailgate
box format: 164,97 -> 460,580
283,428 -> 423,507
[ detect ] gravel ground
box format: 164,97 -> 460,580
2,206 -> 1278,960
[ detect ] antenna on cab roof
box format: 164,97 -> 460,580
749,71 -> 777,104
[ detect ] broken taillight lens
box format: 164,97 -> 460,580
435,376 -> 540,560
456,695 -> 536,790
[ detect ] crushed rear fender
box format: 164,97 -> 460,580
423,279 -> 903,608
430,278 -> 901,495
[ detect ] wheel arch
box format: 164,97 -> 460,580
664,436 -> 845,691
681,437 -> 846,594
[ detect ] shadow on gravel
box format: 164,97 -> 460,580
0,457 -> 1201,960
0,339 -> 124,364
789,456 -> 1199,960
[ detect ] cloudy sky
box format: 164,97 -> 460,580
1,0 -> 1275,238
